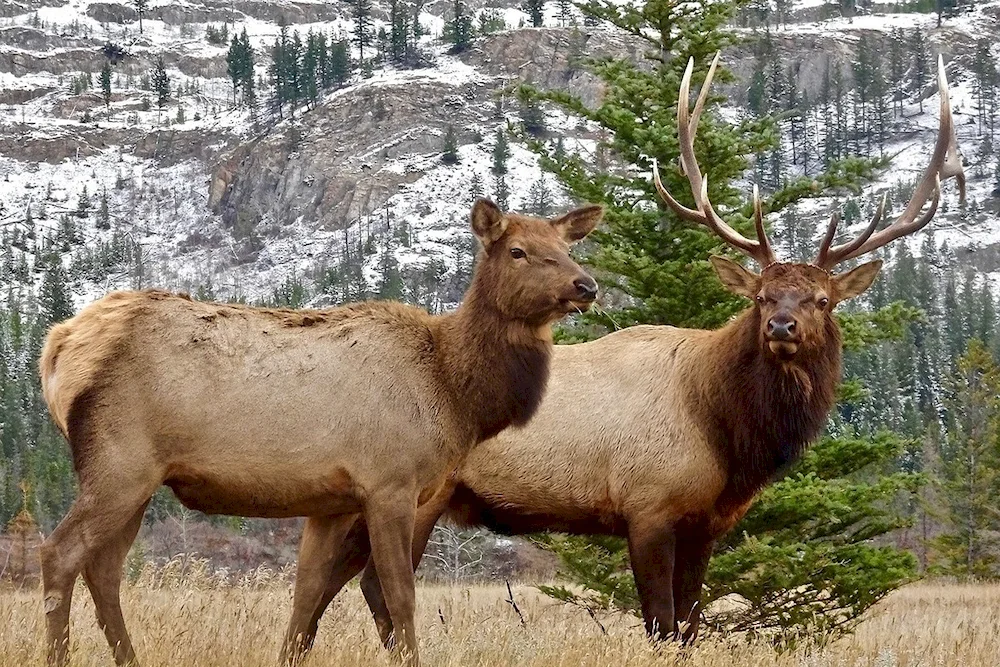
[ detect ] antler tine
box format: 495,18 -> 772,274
653,54 -> 777,268
815,195 -> 886,268
817,55 -> 964,268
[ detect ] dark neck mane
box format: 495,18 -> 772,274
695,308 -> 841,510
436,278 -> 552,445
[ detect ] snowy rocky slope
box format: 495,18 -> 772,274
0,0 -> 997,308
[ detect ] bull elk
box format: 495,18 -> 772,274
293,54 -> 965,652
37,199 -> 603,666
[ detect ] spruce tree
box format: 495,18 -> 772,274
910,28 -> 930,112
522,0 -> 545,27
349,0 -> 374,67
491,128 -> 510,175
445,0 -> 474,53
388,0 -> 410,64
442,125 -> 459,164
99,61 -> 112,114
933,340 -> 1000,576
133,0 -> 147,34
151,56 -> 170,118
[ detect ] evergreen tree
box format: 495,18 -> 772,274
493,173 -> 510,210
888,29 -> 906,118
910,28 -> 931,113
971,38 -> 997,141
518,92 -> 545,137
99,61 -> 113,114
527,178 -> 553,216
349,0 -> 375,66
227,29 -> 256,107
133,0 -> 147,34
557,0 -> 573,25
442,125 -> 459,164
933,340 -> 1000,576
491,128 -> 510,175
388,0 -> 410,64
303,30 -> 320,107
152,56 -> 170,118
444,0 -> 474,53
522,0 -> 545,27
325,39 -> 352,89
39,259 -> 73,327
97,188 -> 110,230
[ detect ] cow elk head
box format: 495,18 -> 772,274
470,199 -> 602,325
654,54 -> 965,361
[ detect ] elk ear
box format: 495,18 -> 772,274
709,256 -> 759,299
552,205 -> 603,243
832,259 -> 883,302
471,199 -> 508,249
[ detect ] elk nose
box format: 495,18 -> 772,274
767,316 -> 797,340
574,277 -> 598,302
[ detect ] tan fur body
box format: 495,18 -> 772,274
43,292 -> 469,519
455,325 -> 730,533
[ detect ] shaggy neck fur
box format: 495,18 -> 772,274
435,273 -> 552,445
693,307 -> 841,511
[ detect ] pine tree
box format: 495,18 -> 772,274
934,340 -> 1000,576
151,56 -> 170,119
522,0 -> 545,27
388,0 -> 410,64
910,28 -> 931,113
442,125 -> 459,164
302,30 -> 320,108
491,128 -> 510,175
518,92 -> 545,137
134,0 -> 147,34
527,178 -> 553,216
888,29 -> 906,118
493,173 -> 510,210
972,38 -> 997,141
326,39 -> 352,89
99,61 -> 113,114
557,0 -> 572,25
97,188 -> 110,230
349,0 -> 374,66
445,0 -> 474,53
39,259 -> 73,327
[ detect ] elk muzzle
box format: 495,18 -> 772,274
766,314 -> 800,359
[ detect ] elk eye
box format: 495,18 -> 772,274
755,295 -> 765,305
817,297 -> 830,308
510,248 -> 526,259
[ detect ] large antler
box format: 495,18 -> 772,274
652,53 -> 778,268
814,54 -> 966,269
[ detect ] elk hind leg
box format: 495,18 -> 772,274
281,513 -> 359,666
363,492 -> 446,650
82,500 -> 149,666
365,490 -> 419,665
41,470 -> 158,667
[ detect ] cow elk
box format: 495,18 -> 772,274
298,54 -> 965,651
37,199 -> 602,666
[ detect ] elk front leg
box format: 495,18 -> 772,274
365,489 -> 419,665
627,520 -> 677,641
671,528 -> 714,643
281,514 -> 359,666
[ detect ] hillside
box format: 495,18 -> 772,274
0,0 -> 994,310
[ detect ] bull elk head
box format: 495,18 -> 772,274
653,53 -> 965,361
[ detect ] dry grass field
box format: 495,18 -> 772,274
0,573 -> 997,666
